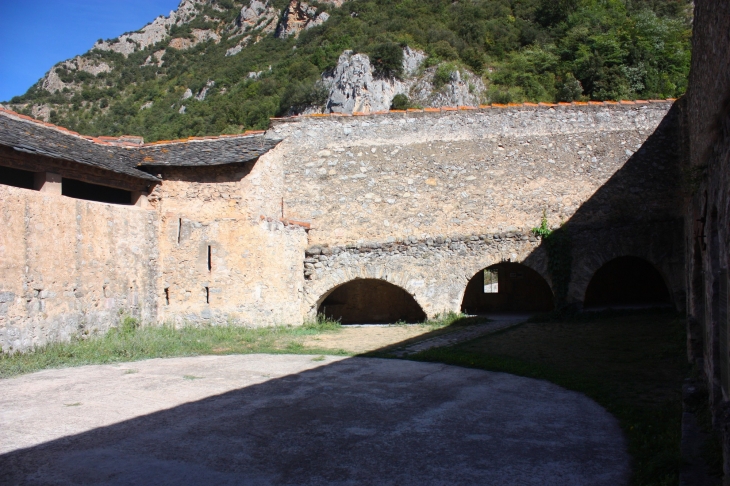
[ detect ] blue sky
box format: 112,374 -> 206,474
0,0 -> 180,102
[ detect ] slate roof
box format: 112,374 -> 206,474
0,109 -> 280,180
138,136 -> 280,167
0,109 -> 158,181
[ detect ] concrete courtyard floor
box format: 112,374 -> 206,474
0,354 -> 630,485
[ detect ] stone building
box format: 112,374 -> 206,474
0,98 -> 685,352
3,0 -> 730,476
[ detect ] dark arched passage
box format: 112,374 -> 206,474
318,279 -> 427,324
584,256 -> 671,308
461,262 -> 555,314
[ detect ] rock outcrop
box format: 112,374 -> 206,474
195,80 -> 216,101
325,51 -> 409,114
410,67 -> 485,108
41,56 -> 112,94
94,0 -> 204,56
237,0 -> 278,33
323,47 -> 484,114
275,1 -> 330,38
168,29 -> 220,50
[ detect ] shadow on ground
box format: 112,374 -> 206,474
0,340 -> 629,485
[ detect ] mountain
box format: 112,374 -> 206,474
3,0 -> 691,142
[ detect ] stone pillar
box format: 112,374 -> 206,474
34,172 -> 62,194
132,191 -> 149,208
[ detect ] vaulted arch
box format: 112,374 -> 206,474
318,279 -> 427,324
583,256 -> 671,308
461,262 -> 555,314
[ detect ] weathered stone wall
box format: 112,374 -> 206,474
267,102 -> 684,313
303,231 -> 547,317
271,103 -> 673,244
0,185 -> 159,352
681,0 -> 730,475
149,162 -> 308,327
0,100 -> 688,349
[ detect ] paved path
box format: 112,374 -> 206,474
392,315 -> 529,356
0,354 -> 629,485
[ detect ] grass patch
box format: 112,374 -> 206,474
409,310 -> 688,486
0,317 -> 348,379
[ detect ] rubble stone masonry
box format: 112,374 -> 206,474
0,185 -> 158,352
1,101 -> 684,351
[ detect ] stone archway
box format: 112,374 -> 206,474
318,279 -> 427,324
583,256 -> 672,308
461,262 -> 555,314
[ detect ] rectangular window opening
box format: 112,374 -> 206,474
207,246 -> 212,272
62,178 -> 133,205
205,286 -> 210,304
0,166 -> 35,190
164,288 -> 170,306
484,269 -> 499,294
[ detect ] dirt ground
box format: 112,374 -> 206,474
302,325 -> 435,354
0,355 -> 629,486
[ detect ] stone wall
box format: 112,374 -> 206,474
267,102 -> 685,313
303,231 -> 547,317
0,185 -> 158,352
0,100 -> 688,349
681,0 -> 730,476
149,162 -> 308,327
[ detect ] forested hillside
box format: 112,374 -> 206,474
5,0 -> 691,142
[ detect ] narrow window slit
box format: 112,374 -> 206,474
207,245 -> 212,272
205,287 -> 210,304
177,218 -> 182,244
164,288 -> 170,306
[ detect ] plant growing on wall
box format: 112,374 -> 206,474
532,210 -> 572,307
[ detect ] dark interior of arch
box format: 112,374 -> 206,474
461,262 -> 554,314
319,279 -> 426,324
584,256 -> 671,308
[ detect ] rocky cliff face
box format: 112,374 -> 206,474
324,51 -> 408,114
323,47 -> 484,114
93,0 -> 204,56
237,0 -> 279,34
41,57 -> 113,94
275,1 -> 330,38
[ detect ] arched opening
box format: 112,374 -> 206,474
461,262 -> 554,315
318,279 -> 426,324
583,256 -> 671,308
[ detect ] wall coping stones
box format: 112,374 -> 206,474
269,99 -> 675,127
